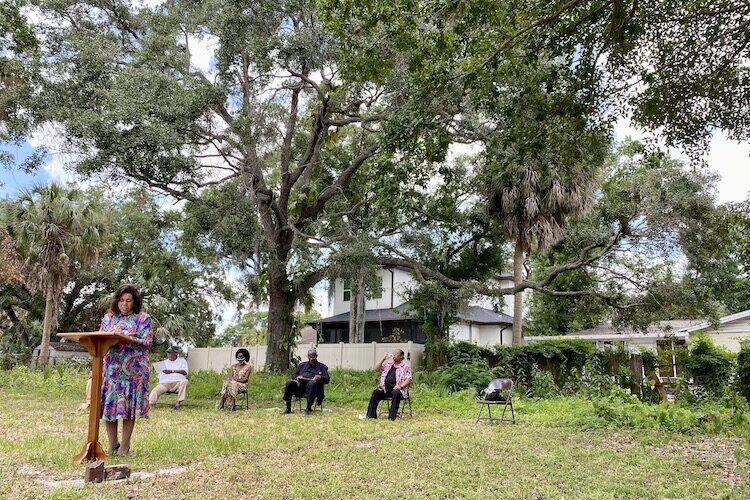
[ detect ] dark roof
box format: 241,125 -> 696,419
312,303 -> 419,325
48,341 -> 89,352
457,306 -> 513,325
311,303 -> 513,326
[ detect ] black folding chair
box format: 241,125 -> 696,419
235,386 -> 250,409
380,393 -> 413,418
294,395 -> 324,412
476,378 -> 515,424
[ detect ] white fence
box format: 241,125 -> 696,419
187,342 -> 425,373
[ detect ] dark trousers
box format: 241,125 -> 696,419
283,380 -> 322,410
366,388 -> 404,420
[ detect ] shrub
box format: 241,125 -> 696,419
581,358 -> 617,399
436,352 -> 494,394
736,340 -> 750,403
436,339 -> 666,400
683,335 -> 734,395
530,365 -> 559,398
422,338 -> 450,371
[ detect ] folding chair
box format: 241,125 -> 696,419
476,378 -> 515,424
236,386 -> 250,410
294,395 -> 324,412
380,393 -> 413,418
293,382 -> 326,412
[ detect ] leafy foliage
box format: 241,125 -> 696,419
683,335 -> 735,395
435,352 -> 494,394
0,187 -> 228,365
0,183 -> 106,367
0,0 -> 39,156
738,341 -> 750,403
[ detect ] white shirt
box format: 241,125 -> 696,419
157,357 -> 189,384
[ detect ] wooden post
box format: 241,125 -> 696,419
58,331 -> 137,463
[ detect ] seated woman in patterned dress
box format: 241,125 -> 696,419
218,348 -> 252,411
100,284 -> 153,456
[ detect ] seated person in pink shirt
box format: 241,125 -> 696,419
366,349 -> 412,420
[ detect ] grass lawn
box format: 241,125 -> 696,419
0,367 -> 748,499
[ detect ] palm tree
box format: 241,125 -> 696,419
483,71 -> 609,345
1,184 -> 105,367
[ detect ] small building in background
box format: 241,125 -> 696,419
31,341 -> 89,367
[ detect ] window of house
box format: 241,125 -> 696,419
343,279 -> 351,302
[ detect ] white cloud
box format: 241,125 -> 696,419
704,135 -> 750,204
187,34 -> 218,76
26,125 -> 86,186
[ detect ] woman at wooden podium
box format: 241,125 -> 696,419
99,284 -> 153,456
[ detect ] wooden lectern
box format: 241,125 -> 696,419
57,331 -> 137,463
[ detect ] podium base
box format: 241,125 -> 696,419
74,440 -> 107,463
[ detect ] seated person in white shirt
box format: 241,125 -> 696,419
149,346 -> 189,410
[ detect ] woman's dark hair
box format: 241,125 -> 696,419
109,284 -> 143,314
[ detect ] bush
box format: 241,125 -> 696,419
422,338 -> 450,371
436,352 -> 494,394
683,335 -> 735,395
440,339 -> 640,399
736,340 -> 750,403
530,365 -> 558,398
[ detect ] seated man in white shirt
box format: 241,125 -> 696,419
149,346 -> 189,410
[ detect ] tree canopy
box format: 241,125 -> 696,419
1,0 -> 749,362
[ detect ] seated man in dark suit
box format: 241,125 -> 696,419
282,348 -> 330,415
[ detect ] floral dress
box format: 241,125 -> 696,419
100,311 -> 153,421
221,362 -> 252,400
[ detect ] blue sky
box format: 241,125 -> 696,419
0,142 -> 50,199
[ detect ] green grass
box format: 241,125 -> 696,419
0,367 -> 749,499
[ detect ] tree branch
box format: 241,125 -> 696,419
296,142 -> 380,230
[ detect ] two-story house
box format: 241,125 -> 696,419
309,266 -> 519,345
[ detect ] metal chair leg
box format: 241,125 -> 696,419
476,404 -> 484,423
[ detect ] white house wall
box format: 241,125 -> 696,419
695,332 -> 750,352
470,278 -> 515,315
449,323 -> 512,346
332,268 -> 415,315
690,316 -> 750,352
332,269 -> 517,317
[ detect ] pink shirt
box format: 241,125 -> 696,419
378,359 -> 412,398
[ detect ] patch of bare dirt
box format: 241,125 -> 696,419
17,461 -> 189,491
650,437 -> 749,487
